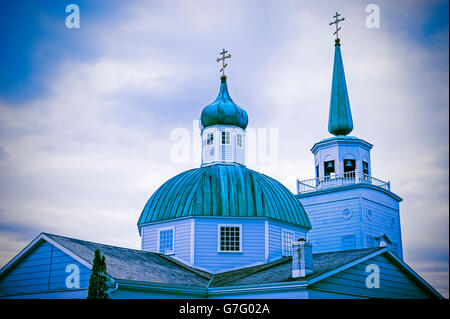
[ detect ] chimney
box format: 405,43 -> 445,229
292,238 -> 313,278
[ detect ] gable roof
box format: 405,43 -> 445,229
0,233 -> 443,298
0,233 -> 212,288
209,247 -> 382,287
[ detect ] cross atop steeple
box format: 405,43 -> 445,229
329,12 -> 345,41
216,49 -> 231,76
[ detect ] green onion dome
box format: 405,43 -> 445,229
200,76 -> 249,130
138,164 -> 311,228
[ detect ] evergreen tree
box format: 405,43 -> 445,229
87,249 -> 110,299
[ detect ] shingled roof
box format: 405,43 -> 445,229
41,233 -> 382,288
209,247 -> 382,287
43,233 -> 212,287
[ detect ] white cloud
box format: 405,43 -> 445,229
0,0 -> 447,297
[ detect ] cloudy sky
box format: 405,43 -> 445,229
0,0 -> 448,297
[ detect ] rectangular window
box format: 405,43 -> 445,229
158,227 -> 174,255
207,133 -> 214,146
341,235 -> 356,250
315,165 -> 319,178
218,225 -> 241,252
221,131 -> 230,145
281,230 -> 295,256
237,134 -> 243,147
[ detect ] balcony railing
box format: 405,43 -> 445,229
296,171 -> 390,194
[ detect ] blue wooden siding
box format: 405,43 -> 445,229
111,287 -> 204,299
360,188 -> 402,258
268,220 -> 307,262
311,253 -> 434,298
0,241 -> 91,297
298,186 -> 402,257
298,188 -> 363,253
142,217 -> 308,273
141,218 -> 192,265
194,218 -> 265,272
209,288 -> 309,299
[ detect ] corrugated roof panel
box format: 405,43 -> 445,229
138,164 -> 311,229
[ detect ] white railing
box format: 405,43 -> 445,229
296,171 -> 390,194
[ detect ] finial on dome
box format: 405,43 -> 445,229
216,49 -> 231,77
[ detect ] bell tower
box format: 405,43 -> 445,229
296,13 -> 404,258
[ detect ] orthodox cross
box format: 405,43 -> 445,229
216,49 -> 231,76
329,12 -> 345,40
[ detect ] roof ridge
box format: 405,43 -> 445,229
156,254 -> 213,281
210,257 -> 291,286
42,232 -> 160,256
311,247 -> 382,257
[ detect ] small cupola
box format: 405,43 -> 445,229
200,50 -> 248,166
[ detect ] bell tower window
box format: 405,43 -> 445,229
324,160 -> 335,176
344,159 -> 356,173
362,161 -> 369,175
316,165 -> 319,178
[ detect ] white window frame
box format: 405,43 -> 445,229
157,226 -> 175,255
217,224 -> 242,253
206,133 -> 214,146
237,134 -> 243,147
221,131 -> 230,145
281,229 -> 295,257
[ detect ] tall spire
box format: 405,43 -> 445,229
328,12 -> 353,136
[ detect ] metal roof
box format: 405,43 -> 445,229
328,38 -> 353,136
137,164 -> 311,228
200,76 -> 248,129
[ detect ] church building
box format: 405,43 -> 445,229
0,14 -> 443,299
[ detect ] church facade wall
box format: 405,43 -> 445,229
297,185 -> 402,256
310,254 -> 434,299
141,217 -> 192,265
140,216 -> 308,273
360,189 -> 402,258
0,241 -> 91,298
297,188 -> 364,253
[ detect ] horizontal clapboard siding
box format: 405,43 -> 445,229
194,218 -> 265,272
141,218 -> 192,265
299,188 -> 362,253
299,186 -> 402,257
0,241 -> 90,297
268,220 -> 307,261
360,189 -> 402,258
312,254 -> 434,299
